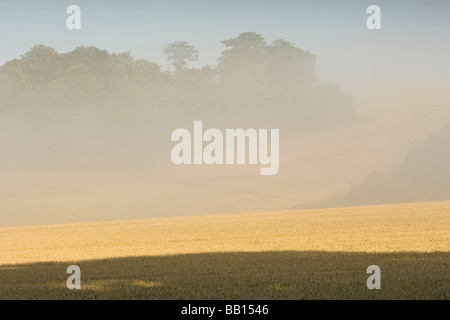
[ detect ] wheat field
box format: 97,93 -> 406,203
0,201 -> 448,299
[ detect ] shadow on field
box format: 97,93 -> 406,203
0,251 -> 448,300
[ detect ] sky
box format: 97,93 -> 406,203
0,0 -> 449,91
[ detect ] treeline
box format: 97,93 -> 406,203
0,32 -> 359,170
0,32 -> 356,131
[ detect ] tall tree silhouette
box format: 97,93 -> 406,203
163,41 -> 199,71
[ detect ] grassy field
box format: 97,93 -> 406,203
0,201 -> 448,299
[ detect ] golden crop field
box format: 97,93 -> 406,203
0,201 -> 449,300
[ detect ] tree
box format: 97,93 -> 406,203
217,34 -> 316,88
163,41 -> 199,71
20,45 -> 60,84
217,32 -> 267,72
220,32 -> 266,59
216,32 -> 268,87
267,39 -> 316,86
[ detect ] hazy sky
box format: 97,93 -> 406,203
0,0 -> 449,91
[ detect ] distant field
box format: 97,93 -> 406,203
0,201 -> 449,299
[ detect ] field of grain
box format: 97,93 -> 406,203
0,201 -> 449,299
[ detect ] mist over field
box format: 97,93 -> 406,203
0,0 -> 449,227
0,30 -> 449,226
0,32 -> 450,225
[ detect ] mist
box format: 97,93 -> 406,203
0,30 -> 449,227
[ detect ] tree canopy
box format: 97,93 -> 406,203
163,41 -> 199,71
0,32 -> 356,131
